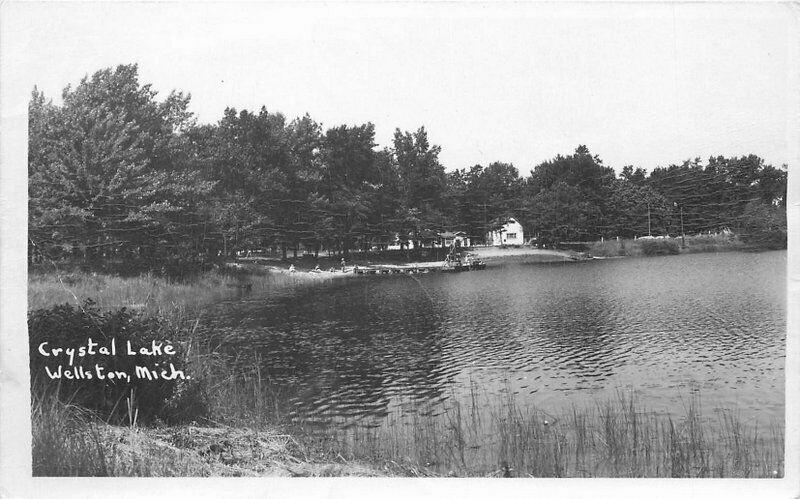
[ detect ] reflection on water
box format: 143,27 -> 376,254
201,251 -> 786,428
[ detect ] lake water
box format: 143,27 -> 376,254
205,251 -> 786,430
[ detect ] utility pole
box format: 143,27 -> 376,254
674,201 -> 685,247
478,202 -> 489,244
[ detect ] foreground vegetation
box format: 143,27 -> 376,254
32,380 -> 783,477
30,389 -> 381,477
307,387 -> 783,478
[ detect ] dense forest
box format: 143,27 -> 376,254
28,64 -> 788,275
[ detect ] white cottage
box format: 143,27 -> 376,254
486,218 -> 524,246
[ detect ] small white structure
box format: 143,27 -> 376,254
387,233 -> 424,250
438,231 -> 470,248
486,218 -> 524,246
387,236 -> 416,250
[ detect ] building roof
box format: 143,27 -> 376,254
488,216 -> 519,225
438,231 -> 467,238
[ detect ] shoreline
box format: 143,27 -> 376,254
28,240 -> 782,314
231,233 -> 782,281
239,246 -> 583,281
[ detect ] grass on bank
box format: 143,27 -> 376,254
27,265 -> 334,319
32,369 -> 785,477
31,386 -> 382,477
30,387 -> 297,477
28,271 -> 237,315
298,387 -> 783,478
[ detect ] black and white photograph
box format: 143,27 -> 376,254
0,1 -> 797,498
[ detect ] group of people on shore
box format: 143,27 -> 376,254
288,258 -> 349,274
444,253 -> 474,267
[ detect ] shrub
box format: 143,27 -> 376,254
738,200 -> 787,249
639,239 -> 680,256
587,239 -> 631,257
28,300 -> 190,422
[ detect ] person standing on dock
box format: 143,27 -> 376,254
340,258 -> 346,272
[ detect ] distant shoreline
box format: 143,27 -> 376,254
29,236 -> 779,312
470,246 -> 577,261
234,236 -> 783,280
236,246 -> 580,280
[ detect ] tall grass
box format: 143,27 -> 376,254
31,387 -> 230,476
28,271 -> 240,316
177,345 -> 292,428
27,266 -> 330,320
31,388 -> 113,476
31,353 -> 784,477
295,387 -> 784,478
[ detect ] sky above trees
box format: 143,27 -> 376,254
6,2 -> 797,175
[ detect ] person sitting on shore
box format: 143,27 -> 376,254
329,267 -> 336,272
288,264 -> 296,273
313,264 -> 321,272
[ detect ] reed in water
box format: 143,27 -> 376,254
294,384 -> 784,478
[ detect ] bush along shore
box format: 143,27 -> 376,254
28,251 -> 783,477
586,233 -> 757,258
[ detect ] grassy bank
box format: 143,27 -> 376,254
587,234 -> 749,258
30,388 -> 381,477
28,265 -> 347,318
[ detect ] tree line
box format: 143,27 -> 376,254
28,64 -> 787,275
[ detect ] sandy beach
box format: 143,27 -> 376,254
248,246 -> 579,280
469,246 -> 576,260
